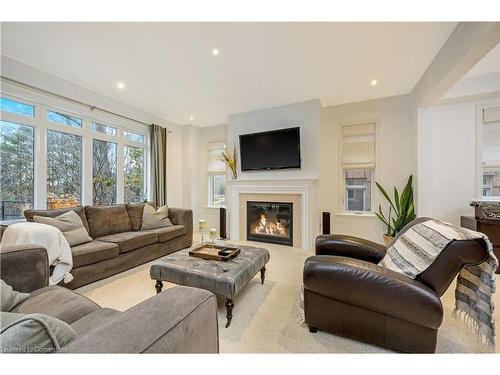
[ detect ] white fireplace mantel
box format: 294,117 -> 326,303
226,178 -> 319,250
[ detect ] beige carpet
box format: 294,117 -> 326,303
75,236 -> 498,353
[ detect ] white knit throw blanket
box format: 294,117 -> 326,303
0,222 -> 74,285
380,219 -> 498,350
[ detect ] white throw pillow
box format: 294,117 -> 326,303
33,210 -> 93,246
142,204 -> 173,230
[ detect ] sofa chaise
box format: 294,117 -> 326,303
1,244 -> 218,353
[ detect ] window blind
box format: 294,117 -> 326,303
207,141 -> 227,174
341,123 -> 375,170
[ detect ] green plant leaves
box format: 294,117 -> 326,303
375,175 -> 415,236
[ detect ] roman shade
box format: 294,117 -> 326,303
341,123 -> 375,170
483,106 -> 500,124
207,141 -> 226,175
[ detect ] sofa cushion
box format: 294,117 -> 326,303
71,240 -> 120,268
11,285 -> 100,324
96,231 -> 158,253
1,279 -> 31,311
33,210 -> 93,246
71,308 -> 121,336
0,312 -> 77,353
126,203 -> 146,231
24,206 -> 90,233
85,205 -> 132,238
142,225 -> 186,243
142,204 -> 173,230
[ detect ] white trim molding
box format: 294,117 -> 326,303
226,178 -> 319,250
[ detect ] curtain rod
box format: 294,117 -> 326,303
1,76 -> 172,133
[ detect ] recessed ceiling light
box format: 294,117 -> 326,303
212,48 -> 219,56
189,116 -> 194,121
117,82 -> 125,89
371,79 -> 378,86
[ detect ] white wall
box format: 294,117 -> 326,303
320,95 -> 416,243
1,56 -> 184,208
227,99 -> 321,180
417,97 -> 500,225
181,124 -> 228,231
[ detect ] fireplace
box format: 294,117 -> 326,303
247,201 -> 293,246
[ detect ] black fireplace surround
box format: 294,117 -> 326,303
247,201 -> 293,246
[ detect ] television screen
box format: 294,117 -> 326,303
239,127 -> 301,171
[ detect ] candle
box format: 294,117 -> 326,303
199,220 -> 208,233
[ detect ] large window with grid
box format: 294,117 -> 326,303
340,123 -> 375,212
479,106 -> 500,200
0,88 -> 149,220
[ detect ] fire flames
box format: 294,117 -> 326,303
252,213 -> 289,237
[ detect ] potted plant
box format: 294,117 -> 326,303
375,175 -> 416,245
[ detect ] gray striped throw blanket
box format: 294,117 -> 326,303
379,219 -> 498,350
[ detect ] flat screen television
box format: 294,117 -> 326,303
239,127 -> 301,171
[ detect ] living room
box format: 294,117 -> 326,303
1,1 -> 500,373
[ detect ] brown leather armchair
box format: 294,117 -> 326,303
303,219 -> 489,353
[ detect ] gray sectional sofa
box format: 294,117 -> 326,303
23,203 -> 193,289
1,244 -> 218,353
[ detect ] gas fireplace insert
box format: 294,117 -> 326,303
247,201 -> 293,246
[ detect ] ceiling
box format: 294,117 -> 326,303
1,22 -> 456,127
463,43 -> 500,78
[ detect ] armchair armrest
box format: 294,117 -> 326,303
315,234 -> 386,263
303,255 -> 443,329
0,244 -> 49,293
65,286 -> 218,353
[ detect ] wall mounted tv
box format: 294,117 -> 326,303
239,127 -> 301,171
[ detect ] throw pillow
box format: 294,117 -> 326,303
33,210 -> 93,246
142,204 -> 173,230
1,279 -> 31,311
0,312 -> 77,353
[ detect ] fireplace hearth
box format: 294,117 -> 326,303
247,201 -> 293,246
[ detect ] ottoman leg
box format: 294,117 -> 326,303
225,299 -> 234,328
155,280 -> 163,294
260,266 -> 266,285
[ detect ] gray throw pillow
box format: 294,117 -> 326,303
33,210 -> 93,246
142,204 -> 173,230
0,312 -> 77,353
1,279 -> 31,311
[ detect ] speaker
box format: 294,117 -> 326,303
219,207 -> 227,239
322,212 -> 331,235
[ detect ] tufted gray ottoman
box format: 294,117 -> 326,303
150,244 -> 270,327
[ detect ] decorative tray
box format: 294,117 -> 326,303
189,244 -> 240,261
471,200 -> 500,221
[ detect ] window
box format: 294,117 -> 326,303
92,122 -> 117,136
345,169 -> 372,211
124,130 -> 145,143
47,110 -> 82,128
209,175 -> 225,206
480,107 -> 500,199
341,123 -> 375,212
92,139 -> 117,205
46,130 -> 82,208
0,97 -> 35,117
0,121 -> 34,220
124,145 -> 145,203
207,141 -> 226,207
0,90 -> 150,214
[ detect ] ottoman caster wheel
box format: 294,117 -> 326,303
309,326 -> 318,333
